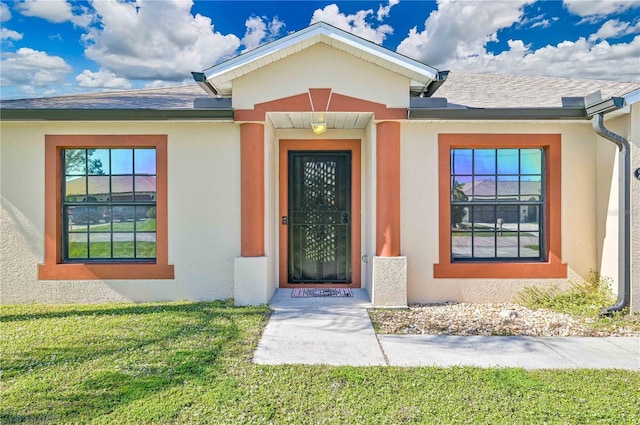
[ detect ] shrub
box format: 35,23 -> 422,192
516,271 -> 616,317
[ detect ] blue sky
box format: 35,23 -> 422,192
1,0 -> 639,99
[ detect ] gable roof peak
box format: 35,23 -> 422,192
193,21 -> 440,98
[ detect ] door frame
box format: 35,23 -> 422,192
279,139 -> 361,288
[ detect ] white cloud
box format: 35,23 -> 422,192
82,0 -> 240,81
0,47 -> 72,88
396,0 -> 639,81
15,0 -> 92,27
377,0 -> 400,21
1,2 -> 12,22
241,16 -> 285,53
439,36 -> 640,81
1,28 -> 23,41
589,19 -> 640,41
397,0 -> 535,67
16,0 -> 72,22
563,0 -> 640,19
310,3 -> 393,44
75,69 -> 132,89
144,79 -> 190,89
530,19 -> 551,29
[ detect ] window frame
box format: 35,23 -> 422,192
39,135 -> 174,280
62,147 -> 158,263
449,147 -> 546,262
434,134 -> 567,279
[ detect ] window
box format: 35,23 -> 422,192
63,148 -> 157,262
450,148 -> 544,261
434,134 -> 566,279
39,135 -> 174,280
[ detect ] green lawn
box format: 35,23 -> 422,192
452,231 -> 534,237
68,241 -> 156,259
91,219 -> 156,232
2,302 -> 638,424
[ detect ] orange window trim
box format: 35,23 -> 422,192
433,134 -> 567,279
38,135 -> 174,280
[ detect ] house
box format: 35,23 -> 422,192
1,22 -> 639,313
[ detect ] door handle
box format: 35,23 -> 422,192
342,213 -> 349,224
282,216 -> 288,225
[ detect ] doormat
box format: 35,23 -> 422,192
291,288 -> 353,298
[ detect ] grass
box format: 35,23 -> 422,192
451,231 -> 534,237
68,241 -> 156,259
2,301 -> 639,424
516,271 -> 640,332
91,219 -> 157,232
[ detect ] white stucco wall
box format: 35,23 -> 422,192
264,118 -> 278,300
232,43 -> 410,110
401,121 -> 598,303
362,120 -> 376,293
1,121 -> 240,304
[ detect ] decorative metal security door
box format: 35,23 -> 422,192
288,152 -> 351,283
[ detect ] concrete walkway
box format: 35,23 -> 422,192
254,289 -> 639,370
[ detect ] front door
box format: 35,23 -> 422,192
288,151 -> 351,283
279,139 -> 361,288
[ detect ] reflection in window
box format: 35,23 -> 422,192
450,148 -> 544,261
63,148 -> 157,261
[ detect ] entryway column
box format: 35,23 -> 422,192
235,123 -> 269,305
240,123 -> 265,256
372,121 -> 407,307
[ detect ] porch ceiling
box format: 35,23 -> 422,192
268,111 -> 373,130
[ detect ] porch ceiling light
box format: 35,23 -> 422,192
311,121 -> 327,135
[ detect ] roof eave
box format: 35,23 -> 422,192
0,109 -> 234,121
408,107 -> 588,120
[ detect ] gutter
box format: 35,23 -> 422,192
421,70 -> 450,98
591,112 -> 631,315
191,72 -> 220,98
408,106 -> 586,120
0,108 -> 234,121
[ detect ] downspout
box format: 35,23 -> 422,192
592,113 -> 631,315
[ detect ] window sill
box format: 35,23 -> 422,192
433,258 -> 567,279
38,262 -> 175,280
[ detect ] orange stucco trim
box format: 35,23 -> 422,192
235,89 -> 407,121
309,88 -> 332,112
278,139 -> 361,288
240,123 -> 265,257
376,121 -> 401,257
433,134 -> 567,279
329,93 -> 406,120
38,135 -> 174,280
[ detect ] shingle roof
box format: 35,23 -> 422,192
66,176 -> 156,197
1,73 -> 638,112
461,180 -> 542,199
0,85 -> 204,110
436,72 -> 640,108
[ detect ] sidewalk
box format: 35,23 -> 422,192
254,289 -> 639,370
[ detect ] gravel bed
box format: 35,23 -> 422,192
370,303 -> 640,337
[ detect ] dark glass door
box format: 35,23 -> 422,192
288,151 -> 351,283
